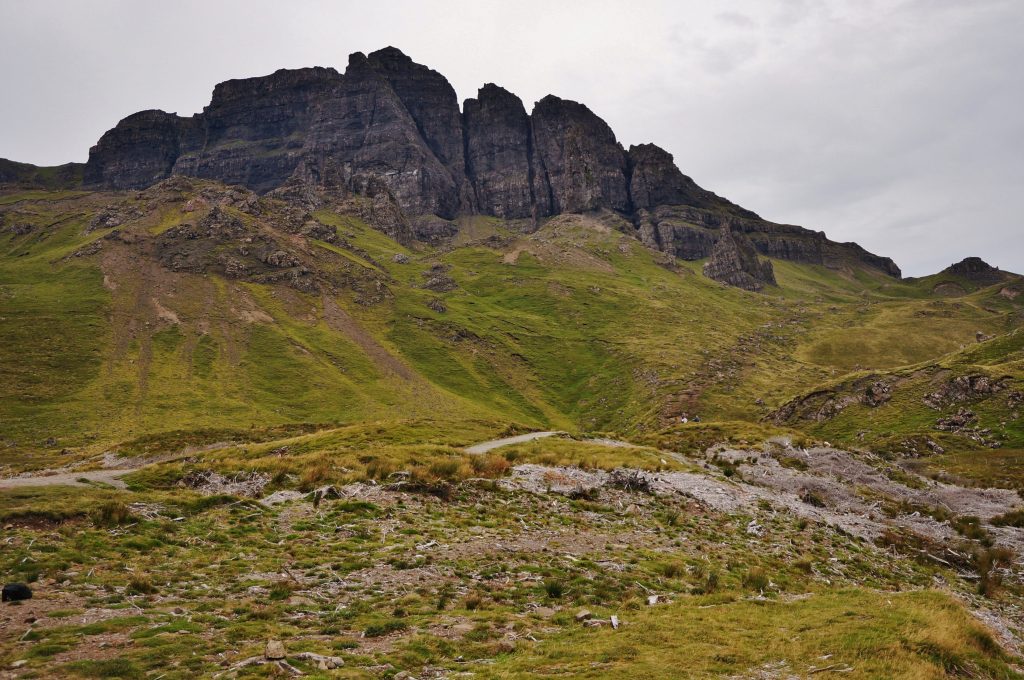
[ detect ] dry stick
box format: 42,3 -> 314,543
282,565 -> 301,583
810,663 -> 853,674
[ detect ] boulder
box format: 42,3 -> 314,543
265,639 -> 286,660
2,583 -> 32,602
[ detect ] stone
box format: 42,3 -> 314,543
2,583 -> 32,602
184,67 -> 340,194
84,110 -> 190,190
637,204 -> 900,277
575,609 -> 593,622
300,52 -> 462,220
863,381 -> 892,407
265,639 -> 286,660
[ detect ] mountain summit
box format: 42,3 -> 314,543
76,47 -> 899,279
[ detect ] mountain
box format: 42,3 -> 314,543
69,47 -> 900,278
2,47 -> 1024,679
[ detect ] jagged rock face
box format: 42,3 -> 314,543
84,110 -> 186,189
628,144 -> 756,218
367,47 -> 472,207
299,52 -> 462,223
530,95 -> 629,215
637,204 -> 901,277
463,84 -> 535,219
174,67 -> 340,193
702,227 -> 776,291
76,47 -> 902,277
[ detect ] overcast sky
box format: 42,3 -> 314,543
1,0 -> 1021,276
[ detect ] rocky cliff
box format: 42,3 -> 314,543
463,84 -> 535,220
702,227 -> 777,291
75,47 -> 901,281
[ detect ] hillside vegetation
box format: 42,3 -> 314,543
1,181 -> 1023,678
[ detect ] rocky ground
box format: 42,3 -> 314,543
1,434 -> 1022,678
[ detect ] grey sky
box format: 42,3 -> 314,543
1,0 -> 1021,276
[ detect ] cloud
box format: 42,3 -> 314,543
0,0 -> 1020,275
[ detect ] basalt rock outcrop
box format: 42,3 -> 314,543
463,84 -> 535,219
702,227 -> 776,291
636,203 -> 900,277
74,47 -> 903,283
627,143 -> 754,217
529,95 -> 630,215
941,257 -> 1010,287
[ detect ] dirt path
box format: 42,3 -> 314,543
463,431 -> 564,454
0,469 -> 131,490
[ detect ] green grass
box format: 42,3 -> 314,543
1,183 -> 1022,476
488,589 -> 1019,678
3,183 -> 1024,679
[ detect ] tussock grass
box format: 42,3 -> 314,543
491,590 -> 1018,678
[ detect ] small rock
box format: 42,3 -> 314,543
611,614 -> 620,629
392,253 -> 410,264
11,660 -> 27,669
575,609 -> 593,622
2,583 -> 32,602
647,595 -> 659,606
265,639 -> 286,660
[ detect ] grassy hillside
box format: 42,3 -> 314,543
3,181 -> 1024,678
1,181 -> 1021,468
